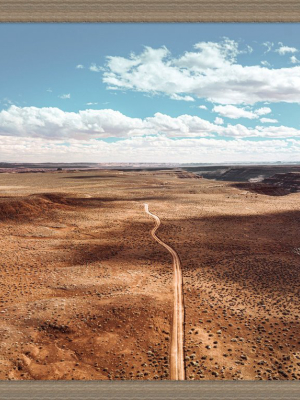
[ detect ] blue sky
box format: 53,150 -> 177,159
1,23 -> 300,163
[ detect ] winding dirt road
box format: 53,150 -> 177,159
144,204 -> 185,380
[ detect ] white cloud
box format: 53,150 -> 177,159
244,45 -> 253,54
59,94 -> 71,99
291,56 -> 300,64
260,118 -> 278,123
0,134 -> 299,164
255,107 -> 272,116
213,105 -> 256,119
86,102 -> 98,106
0,106 -> 299,143
46,88 -> 52,93
0,106 -> 147,139
275,44 -> 298,55
175,38 -> 241,70
102,41 -> 300,105
198,105 -> 208,110
214,117 -> 224,125
76,64 -> 84,69
170,94 -> 195,102
261,60 -> 271,67
89,63 -> 104,72
262,42 -> 274,53
218,124 -> 300,138
212,105 -> 271,120
146,113 -> 216,137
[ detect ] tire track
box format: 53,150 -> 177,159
144,203 -> 185,380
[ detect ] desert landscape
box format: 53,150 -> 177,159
0,167 -> 300,380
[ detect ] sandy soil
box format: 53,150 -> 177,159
0,169 -> 299,380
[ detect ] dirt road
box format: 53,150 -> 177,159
144,203 -> 185,380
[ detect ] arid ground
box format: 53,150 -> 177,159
0,169 -> 299,380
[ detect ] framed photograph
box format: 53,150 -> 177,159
0,1 -> 300,399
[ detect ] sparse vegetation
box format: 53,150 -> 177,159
0,168 -> 299,380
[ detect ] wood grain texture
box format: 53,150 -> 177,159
0,0 -> 300,22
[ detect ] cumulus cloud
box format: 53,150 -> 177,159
218,124 -> 300,138
291,56 -> 300,64
102,40 -> 300,105
146,113 -> 216,137
212,105 -> 271,120
214,117 -> 224,125
275,43 -> 298,55
0,106 -> 147,139
198,105 -> 208,110
0,106 -> 218,139
76,64 -> 84,69
260,118 -> 278,123
255,107 -> 272,116
174,38 -> 240,70
0,106 -> 299,141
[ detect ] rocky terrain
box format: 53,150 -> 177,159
183,165 -> 300,183
0,169 -> 299,380
234,172 -> 300,196
263,173 -> 300,193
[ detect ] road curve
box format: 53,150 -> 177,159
144,203 -> 185,380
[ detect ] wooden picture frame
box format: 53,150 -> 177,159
0,0 -> 300,22
0,2 -> 299,399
